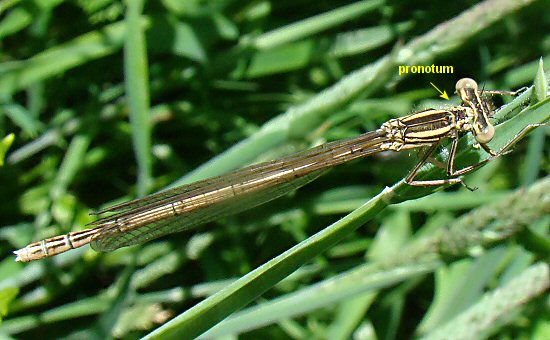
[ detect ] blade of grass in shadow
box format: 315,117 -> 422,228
124,0 -> 152,196
503,55 -> 550,87
328,22 -> 414,59
325,292 -> 377,340
173,0 -> 536,187
1,103 -> 43,137
144,73 -> 550,338
244,22 -> 414,78
421,263 -> 549,340
521,112 -> 546,186
197,175 -> 550,337
248,0 -> 384,49
522,59 -> 548,185
26,257 -> 137,339
0,285 -> 185,335
49,135 -> 91,203
417,247 -> 511,335
0,19 -> 144,99
92,255 -> 137,339
0,7 -> 32,40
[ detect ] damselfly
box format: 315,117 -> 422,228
14,78 -> 536,262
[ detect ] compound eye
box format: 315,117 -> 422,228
456,78 -> 478,92
475,124 -> 495,144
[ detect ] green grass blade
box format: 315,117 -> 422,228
199,262 -> 437,338
522,59 -> 548,185
0,19 -> 139,98
49,135 -> 90,202
0,133 -> 14,166
421,263 -> 549,340
0,286 -> 18,323
124,0 -> 152,196
1,104 -> 43,137
250,0 -> 384,49
0,7 -> 32,40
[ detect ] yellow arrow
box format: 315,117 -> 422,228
430,82 -> 450,100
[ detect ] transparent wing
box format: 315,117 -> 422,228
91,169 -> 324,251
90,131 -> 386,252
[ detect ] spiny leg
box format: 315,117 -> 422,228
483,87 -> 527,97
404,123 -> 544,188
404,116 -> 545,188
405,142 -> 464,187
447,123 -> 546,178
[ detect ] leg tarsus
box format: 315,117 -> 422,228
483,87 -> 527,97
406,178 -> 464,187
460,180 -> 478,191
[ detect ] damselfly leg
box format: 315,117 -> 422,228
483,87 -> 528,97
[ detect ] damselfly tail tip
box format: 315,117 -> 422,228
13,249 -> 27,262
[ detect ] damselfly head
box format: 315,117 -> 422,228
455,78 -> 478,92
